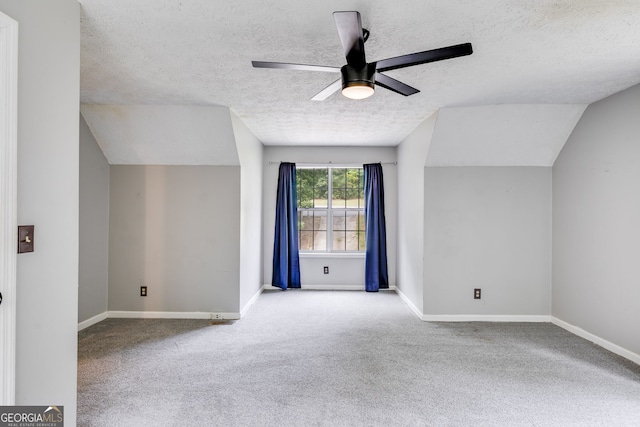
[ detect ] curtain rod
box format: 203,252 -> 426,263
267,161 -> 397,165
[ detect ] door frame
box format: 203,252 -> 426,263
0,10 -> 18,405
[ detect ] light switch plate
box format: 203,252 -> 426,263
18,225 -> 34,253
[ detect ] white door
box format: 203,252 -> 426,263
0,10 -> 18,405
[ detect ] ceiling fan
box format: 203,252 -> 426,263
252,11 -> 472,101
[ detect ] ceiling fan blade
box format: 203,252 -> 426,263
376,43 -> 473,72
333,11 -> 366,69
311,78 -> 342,101
375,72 -> 419,96
252,61 -> 340,73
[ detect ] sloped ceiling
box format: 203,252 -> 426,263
427,105 -> 588,166
79,0 -> 640,164
80,105 -> 239,165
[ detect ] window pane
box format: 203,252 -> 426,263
345,230 -> 360,251
313,231 -> 327,251
296,166 -> 365,252
297,169 -> 314,208
299,214 -> 328,251
333,211 -> 363,251
298,210 -> 313,232
332,230 -> 346,251
332,168 -> 347,189
313,169 -> 328,208
313,211 -> 327,231
345,210 -> 359,230
358,211 -> 366,250
333,211 -> 346,231
344,168 -> 363,208
312,168 -> 328,188
314,193 -> 328,208
346,169 -> 362,189
313,209 -> 327,251
298,168 -> 328,208
345,188 -> 360,206
299,231 -> 314,251
332,187 -> 346,208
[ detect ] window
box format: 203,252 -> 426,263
297,167 -> 365,252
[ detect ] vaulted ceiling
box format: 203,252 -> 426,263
79,0 -> 640,165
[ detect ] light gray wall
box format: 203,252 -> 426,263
0,0 -> 80,422
424,167 -> 552,316
396,114 -> 438,313
263,146 -> 397,288
109,166 -> 241,313
230,111 -> 265,312
79,113 -> 109,323
553,83 -> 640,357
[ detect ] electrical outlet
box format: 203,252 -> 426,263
474,288 -> 481,299
324,266 -> 329,274
140,286 -> 147,297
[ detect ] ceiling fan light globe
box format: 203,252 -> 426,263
340,63 -> 376,100
342,84 -> 375,100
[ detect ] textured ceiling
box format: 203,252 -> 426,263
79,0 -> 640,155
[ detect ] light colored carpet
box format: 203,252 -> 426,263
78,290 -> 640,426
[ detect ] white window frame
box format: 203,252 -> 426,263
297,165 -> 365,254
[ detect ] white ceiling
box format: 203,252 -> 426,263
426,104 -> 587,166
80,105 -> 240,165
79,0 -> 640,164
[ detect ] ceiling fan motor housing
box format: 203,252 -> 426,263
341,63 -> 376,92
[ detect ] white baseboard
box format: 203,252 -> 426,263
78,312 -> 108,331
422,314 -> 551,322
107,311 -> 241,320
262,284 -> 397,291
78,310 -> 242,330
385,289 -> 551,324
395,288 -> 423,319
240,286 -> 264,318
301,284 -> 373,291
551,316 -> 640,366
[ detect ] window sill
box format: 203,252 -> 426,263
299,252 -> 365,259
